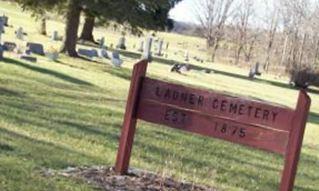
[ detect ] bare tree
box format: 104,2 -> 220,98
263,0 -> 279,72
195,0 -> 236,62
232,0 -> 254,65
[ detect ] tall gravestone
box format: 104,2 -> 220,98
0,18 -> 3,60
52,31 -> 59,41
0,46 -> 3,60
184,50 -> 189,62
100,37 -> 105,48
141,37 -> 152,61
0,17 -> 4,43
2,15 -> 8,26
156,40 -> 164,56
137,40 -> 144,52
116,36 -> 126,50
16,27 -> 24,40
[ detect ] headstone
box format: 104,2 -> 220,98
20,55 -> 37,63
137,40 -> 144,52
0,17 -> 4,35
98,48 -> 109,59
99,37 -> 105,48
255,62 -> 261,76
0,17 -> 4,46
184,50 -> 189,62
166,42 -> 169,50
111,51 -> 123,67
78,48 -> 98,58
116,36 -> 126,50
248,68 -> 255,79
16,27 -> 24,40
3,42 -> 17,52
1,15 -> 8,26
170,64 -> 190,74
155,40 -> 164,56
51,31 -> 59,41
26,42 -> 45,55
141,37 -> 152,61
0,45 -> 3,60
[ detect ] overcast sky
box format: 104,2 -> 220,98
169,0 -> 272,24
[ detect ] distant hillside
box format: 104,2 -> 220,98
171,20 -> 202,37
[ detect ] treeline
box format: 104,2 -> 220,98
195,0 -> 319,75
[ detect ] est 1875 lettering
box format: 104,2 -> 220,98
214,122 -> 246,138
164,108 -> 247,138
164,109 -> 187,124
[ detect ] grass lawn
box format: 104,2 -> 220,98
0,1 -> 319,191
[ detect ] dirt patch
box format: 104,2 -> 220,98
46,166 -> 218,191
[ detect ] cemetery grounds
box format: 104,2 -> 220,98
0,2 -> 319,191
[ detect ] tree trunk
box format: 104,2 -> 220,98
234,44 -> 243,65
280,35 -> 289,66
40,18 -> 47,36
79,13 -> 96,43
60,0 -> 81,57
211,38 -> 220,63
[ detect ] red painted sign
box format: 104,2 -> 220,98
115,60 -> 311,191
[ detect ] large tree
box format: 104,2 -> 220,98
16,0 -> 182,57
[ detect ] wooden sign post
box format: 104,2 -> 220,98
115,60 -> 311,191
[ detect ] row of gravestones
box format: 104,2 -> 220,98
0,15 -> 9,60
77,48 -> 123,67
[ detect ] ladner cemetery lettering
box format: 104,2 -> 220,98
155,87 -> 279,122
115,60 -> 311,191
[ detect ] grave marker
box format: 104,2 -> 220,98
155,40 -> 163,56
3,42 -> 17,52
52,31 -> 59,41
137,40 -> 144,52
0,46 -> 3,60
111,51 -> 123,67
116,36 -> 126,50
115,60 -> 311,191
16,27 -> 24,40
141,37 -> 152,61
0,17 -> 4,44
26,42 -> 45,55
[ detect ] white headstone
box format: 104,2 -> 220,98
16,27 -> 24,40
100,37 -> 105,48
184,50 -> 189,62
138,40 -> 144,52
52,31 -> 59,41
98,48 -> 109,58
111,51 -> 123,67
142,37 -> 152,61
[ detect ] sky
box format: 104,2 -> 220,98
169,0 -> 271,24
169,0 -> 198,23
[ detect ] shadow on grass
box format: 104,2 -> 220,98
0,142 -> 15,152
0,127 -> 99,168
2,58 -> 93,86
103,66 -> 132,81
0,87 -> 25,97
133,124 -> 319,191
309,112 -> 319,125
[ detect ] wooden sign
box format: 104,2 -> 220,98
115,60 -> 311,191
